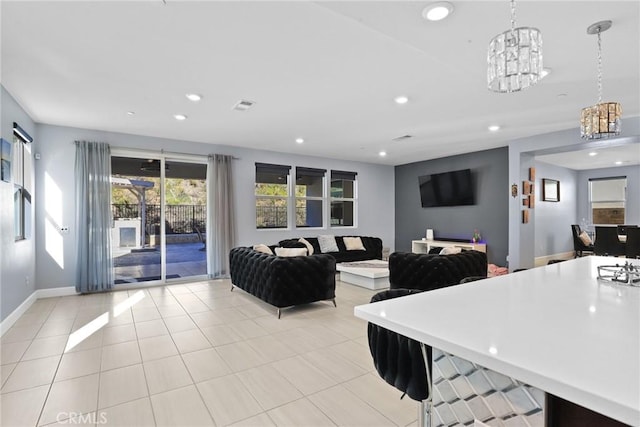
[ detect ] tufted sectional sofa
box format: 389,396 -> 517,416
229,246 -> 337,317
389,250 -> 488,292
278,236 -> 383,263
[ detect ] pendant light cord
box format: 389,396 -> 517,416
510,0 -> 517,33
597,29 -> 603,104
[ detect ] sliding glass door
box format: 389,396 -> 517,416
164,159 -> 207,279
110,154 -> 207,284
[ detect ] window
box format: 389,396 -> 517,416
295,167 -> 326,228
255,163 -> 290,229
589,177 -> 626,225
330,170 -> 357,227
13,122 -> 33,240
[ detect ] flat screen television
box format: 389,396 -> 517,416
419,168 -> 474,207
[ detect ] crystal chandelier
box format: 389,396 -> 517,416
487,0 -> 543,93
580,21 -> 622,140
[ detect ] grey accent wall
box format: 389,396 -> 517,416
34,124 -> 395,290
533,161 -> 578,257
394,147 -> 508,265
577,165 -> 640,226
1,87 -> 36,322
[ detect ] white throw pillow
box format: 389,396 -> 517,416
318,235 -> 339,253
274,247 -> 307,257
343,236 -> 365,251
440,246 -> 462,255
579,231 -> 592,246
253,244 -> 273,255
299,237 -> 314,255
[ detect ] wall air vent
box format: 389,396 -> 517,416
232,100 -> 256,112
392,135 -> 412,142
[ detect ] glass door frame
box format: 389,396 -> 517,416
111,148 -> 209,287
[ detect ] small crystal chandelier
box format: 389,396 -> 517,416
487,0 -> 543,93
580,20 -> 622,140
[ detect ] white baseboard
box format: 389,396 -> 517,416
0,292 -> 38,337
534,251 -> 574,267
0,286 -> 78,337
36,286 -> 78,299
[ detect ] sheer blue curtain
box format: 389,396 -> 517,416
75,141 -> 113,292
206,154 -> 236,278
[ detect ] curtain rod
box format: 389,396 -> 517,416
72,143 -> 240,160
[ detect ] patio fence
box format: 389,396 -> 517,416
112,204 -> 206,234
256,206 -> 309,228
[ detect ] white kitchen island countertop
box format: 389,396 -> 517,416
354,256 -> 640,426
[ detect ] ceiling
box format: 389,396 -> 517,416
536,141 -> 640,170
2,1 -> 639,166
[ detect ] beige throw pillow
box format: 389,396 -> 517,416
343,236 -> 365,251
579,231 -> 592,246
274,247 -> 307,257
299,237 -> 314,255
253,244 -> 273,255
318,235 -> 339,253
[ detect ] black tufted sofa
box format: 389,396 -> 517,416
278,236 -> 383,263
229,246 -> 336,317
389,250 -> 487,292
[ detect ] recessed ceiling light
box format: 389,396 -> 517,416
541,68 -> 552,78
589,152 -> 598,156
379,151 -> 387,157
422,2 -> 454,21
615,161 -> 623,165
295,138 -> 304,144
126,111 -> 135,116
488,125 -> 501,132
185,93 -> 202,102
174,114 -> 187,121
394,96 -> 409,105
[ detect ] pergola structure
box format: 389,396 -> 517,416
111,177 -> 154,248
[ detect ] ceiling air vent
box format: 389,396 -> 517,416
392,135 -> 412,142
232,100 -> 256,112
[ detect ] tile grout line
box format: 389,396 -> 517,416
130,296 -> 159,427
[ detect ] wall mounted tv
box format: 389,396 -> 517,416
419,168 -> 475,207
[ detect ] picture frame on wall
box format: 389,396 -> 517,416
542,178 -> 560,202
523,181 -> 531,195
1,138 -> 11,182
522,197 -> 529,207
529,194 -> 535,208
529,167 -> 535,181
522,210 -> 529,224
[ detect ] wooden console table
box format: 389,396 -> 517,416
412,239 -> 486,254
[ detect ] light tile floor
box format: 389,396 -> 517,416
1,279 -> 419,427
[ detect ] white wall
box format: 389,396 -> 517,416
1,87 -> 37,322
34,124 -> 395,289
533,162 -> 578,257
